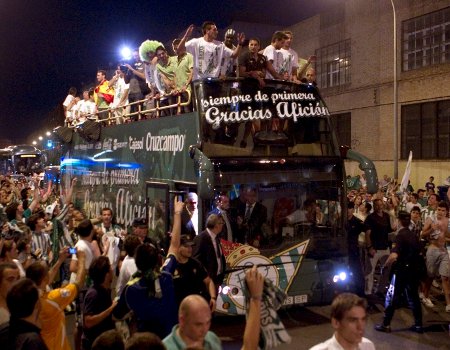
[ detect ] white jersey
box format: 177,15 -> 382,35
262,45 -> 283,79
78,100 -> 97,121
111,77 -> 129,107
70,239 -> 95,284
280,48 -> 299,77
144,63 -> 164,94
186,37 -> 233,80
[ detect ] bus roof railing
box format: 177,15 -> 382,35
66,90 -> 191,128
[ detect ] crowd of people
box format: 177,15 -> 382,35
62,22 -> 317,126
0,174 -> 268,350
346,174 -> 450,334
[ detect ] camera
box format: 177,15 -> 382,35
119,65 -> 128,73
69,247 -> 77,254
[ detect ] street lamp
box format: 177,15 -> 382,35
46,131 -> 51,137
32,141 -> 37,145
38,136 -> 43,141
391,0 -> 399,180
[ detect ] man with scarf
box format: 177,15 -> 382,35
48,178 -> 77,282
113,197 -> 184,339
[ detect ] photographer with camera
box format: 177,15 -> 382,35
26,247 -> 87,350
108,66 -> 130,124
124,49 -> 150,121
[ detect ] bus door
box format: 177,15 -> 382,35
146,182 -> 170,251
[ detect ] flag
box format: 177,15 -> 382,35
245,278 -> 291,349
399,151 -> 412,193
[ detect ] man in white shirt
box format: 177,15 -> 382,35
309,293 -> 375,350
262,31 -> 288,79
116,234 -> 140,296
69,219 -> 96,285
177,21 -> 245,80
109,66 -> 130,124
78,90 -> 97,123
62,87 -> 77,126
280,31 -> 299,82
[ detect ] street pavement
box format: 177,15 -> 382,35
66,290 -> 450,349
213,293 -> 450,349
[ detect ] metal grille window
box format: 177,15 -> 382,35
402,6 -> 450,71
316,39 -> 351,89
401,100 -> 450,159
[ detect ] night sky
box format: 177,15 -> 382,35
0,0 -> 327,144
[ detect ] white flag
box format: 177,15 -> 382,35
399,151 -> 413,192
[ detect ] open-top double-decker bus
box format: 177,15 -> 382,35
59,77 -> 377,314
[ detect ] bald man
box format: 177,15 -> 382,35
163,266 -> 264,350
163,294 -> 221,349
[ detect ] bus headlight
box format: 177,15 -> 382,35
333,271 -> 348,283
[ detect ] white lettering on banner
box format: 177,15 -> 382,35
201,94 -> 253,108
79,169 -> 139,188
84,190 -> 113,220
201,91 -> 329,128
277,102 -> 329,122
115,188 -> 146,226
109,169 -> 139,186
129,136 -> 144,153
205,107 -> 272,130
83,188 -> 146,226
145,133 -> 185,155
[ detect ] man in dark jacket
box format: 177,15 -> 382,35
193,214 -> 226,290
6,278 -> 48,349
375,211 -> 424,333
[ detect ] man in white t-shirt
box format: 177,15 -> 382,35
69,219 -> 97,285
78,90 -> 97,122
262,31 -> 288,79
62,87 -> 77,125
177,21 -> 245,80
108,66 -> 130,124
280,31 -> 299,82
310,293 -> 375,350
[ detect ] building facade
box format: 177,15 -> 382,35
288,0 -> 450,188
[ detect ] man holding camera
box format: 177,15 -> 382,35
108,66 -> 130,124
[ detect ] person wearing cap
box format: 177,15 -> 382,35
221,28 -> 237,77
131,217 -> 152,244
172,234 -> 217,310
375,211 -> 424,333
177,22 -> 245,80
113,197 -> 184,339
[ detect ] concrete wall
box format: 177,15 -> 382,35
287,0 -> 450,183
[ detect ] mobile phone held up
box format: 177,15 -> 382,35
69,247 -> 77,254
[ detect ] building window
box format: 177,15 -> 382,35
316,40 -> 351,89
330,112 -> 351,146
401,100 -> 450,159
402,6 -> 450,71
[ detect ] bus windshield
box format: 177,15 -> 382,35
207,157 -> 345,260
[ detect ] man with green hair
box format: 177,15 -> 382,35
138,40 -> 165,117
